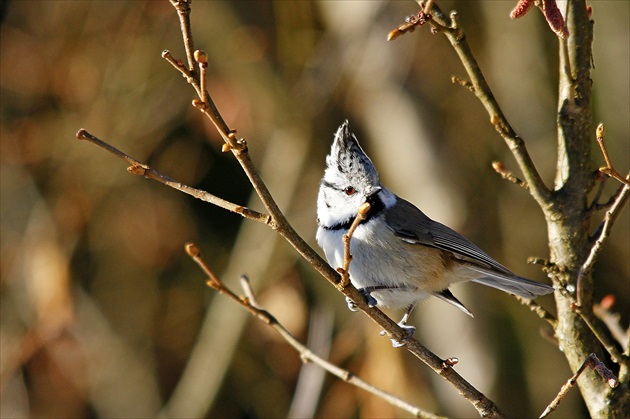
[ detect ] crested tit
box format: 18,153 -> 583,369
316,121 -> 553,346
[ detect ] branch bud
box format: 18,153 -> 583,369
194,49 -> 208,65
596,123 -> 605,140
491,161 -> 505,173
185,242 -> 201,257
128,165 -> 146,176
358,202 -> 371,217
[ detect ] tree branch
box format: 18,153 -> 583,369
403,0 -> 553,209
163,2 -> 506,416
76,129 -> 271,224
339,202 -> 371,289
539,353 -> 618,418
595,123 -> 630,187
576,180 -> 630,306
184,243 -> 443,419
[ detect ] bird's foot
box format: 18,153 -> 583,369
345,296 -> 358,312
390,321 -> 416,348
345,288 -> 378,312
359,287 -> 378,308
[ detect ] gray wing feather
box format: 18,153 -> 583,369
385,198 -> 515,276
385,198 -> 553,298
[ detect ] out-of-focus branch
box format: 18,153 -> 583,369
539,353 -> 618,418
184,243 -> 443,419
593,296 -> 628,349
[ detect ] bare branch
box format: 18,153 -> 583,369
409,0 -> 552,209
161,49 -> 199,96
339,202 -> 371,289
184,243 -> 443,419
572,304 -> 627,366
77,3 -> 517,416
161,4 -> 507,416
492,161 -> 530,191
593,296 -> 628,348
539,353 -> 618,418
595,123 -> 630,186
577,181 -> 630,306
169,0 -> 197,72
76,129 -> 271,225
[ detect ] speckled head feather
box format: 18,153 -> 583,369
323,120 -> 379,189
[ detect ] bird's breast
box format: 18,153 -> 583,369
317,216 -> 451,309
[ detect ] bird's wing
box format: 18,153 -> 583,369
384,198 -> 516,276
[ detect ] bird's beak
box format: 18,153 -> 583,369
365,186 -> 382,198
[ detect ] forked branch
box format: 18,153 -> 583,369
540,353 -> 618,418
389,1 -> 552,208
161,3 -> 506,415
184,243 -> 443,419
76,129 -> 270,225
595,123 -> 630,187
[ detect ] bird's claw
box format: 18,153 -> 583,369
390,322 -> 416,348
359,287 -> 378,308
345,296 -> 359,312
346,288 -> 378,312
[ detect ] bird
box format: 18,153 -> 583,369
316,120 -> 554,346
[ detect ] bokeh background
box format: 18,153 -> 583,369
1,1 -> 628,418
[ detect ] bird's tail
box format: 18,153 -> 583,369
468,267 -> 554,299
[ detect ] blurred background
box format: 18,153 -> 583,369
1,1 -> 628,417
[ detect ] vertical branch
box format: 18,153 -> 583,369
169,0 -> 197,72
547,2 -> 628,417
555,0 -> 594,195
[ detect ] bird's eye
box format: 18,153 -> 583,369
344,186 -> 356,196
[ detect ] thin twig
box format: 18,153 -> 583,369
163,2 -> 505,416
161,50 -> 199,96
339,202 -> 370,289
185,243 -> 443,419
573,304 -> 626,366
76,129 -> 271,225
451,75 -> 475,93
492,161 -> 529,190
194,50 -> 209,105
169,0 -> 197,72
595,123 -> 630,186
576,180 -> 630,307
75,3 -> 509,417
593,296 -> 628,348
413,0 -> 552,209
539,353 -> 619,418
